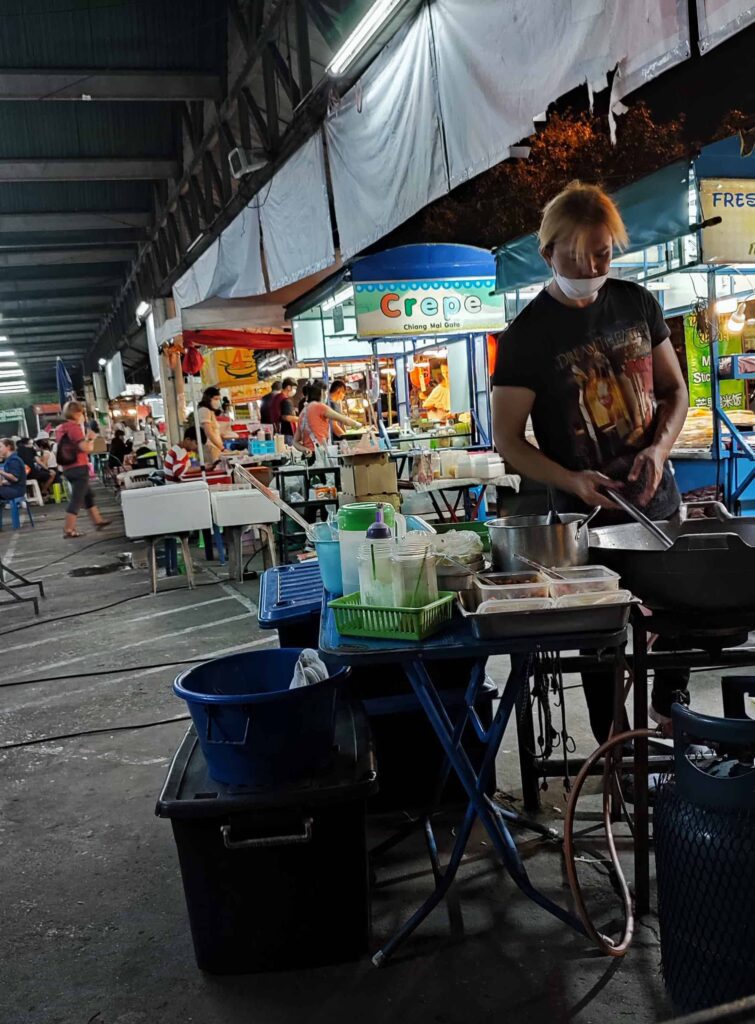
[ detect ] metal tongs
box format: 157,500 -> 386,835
601,487 -> 674,550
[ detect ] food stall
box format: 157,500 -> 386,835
286,244 -> 505,447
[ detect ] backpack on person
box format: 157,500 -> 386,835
56,428 -> 79,467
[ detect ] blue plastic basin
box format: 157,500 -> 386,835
173,648 -> 349,787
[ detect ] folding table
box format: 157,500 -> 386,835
319,599 -> 628,964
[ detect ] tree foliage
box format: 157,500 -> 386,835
403,102 -> 689,250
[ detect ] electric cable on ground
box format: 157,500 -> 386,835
0,715 -> 192,751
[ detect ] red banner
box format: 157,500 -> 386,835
183,329 -> 293,351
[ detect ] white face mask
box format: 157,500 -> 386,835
553,270 -> 608,301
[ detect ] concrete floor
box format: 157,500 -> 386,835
0,484 -> 732,1024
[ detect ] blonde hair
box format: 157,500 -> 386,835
62,400 -> 84,421
538,182 -> 628,263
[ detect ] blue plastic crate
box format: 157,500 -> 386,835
258,561 -> 324,629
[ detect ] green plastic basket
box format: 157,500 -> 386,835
328,591 -> 456,641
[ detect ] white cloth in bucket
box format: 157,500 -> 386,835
289,649 -> 330,690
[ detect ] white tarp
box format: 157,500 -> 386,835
211,202 -> 265,299
259,132 -> 335,291
324,5 -> 449,259
696,0 -> 755,52
172,202 -> 265,313
172,239 -> 219,314
430,0 -> 691,188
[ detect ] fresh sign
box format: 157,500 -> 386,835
700,178 -> 755,263
354,278 -> 505,337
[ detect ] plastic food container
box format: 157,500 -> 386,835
555,589 -> 633,608
475,571 -> 551,601
548,565 -> 620,598
477,597 -> 554,614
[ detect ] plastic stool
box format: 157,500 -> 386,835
25,479 -> 44,507
0,496 -> 34,529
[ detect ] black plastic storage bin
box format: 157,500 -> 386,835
156,701 -> 377,974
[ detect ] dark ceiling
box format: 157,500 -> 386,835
0,0 -> 380,394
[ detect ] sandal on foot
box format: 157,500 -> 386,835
63,530 -> 83,538
95,520 -> 112,531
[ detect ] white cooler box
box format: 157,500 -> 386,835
121,481 -> 212,538
210,486 -> 281,527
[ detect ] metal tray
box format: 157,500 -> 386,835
457,589 -> 637,639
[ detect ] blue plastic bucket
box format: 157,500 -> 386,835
173,648 -> 349,786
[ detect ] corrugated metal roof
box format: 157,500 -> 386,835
0,102 -> 177,159
0,0 -> 225,71
0,180 -> 152,213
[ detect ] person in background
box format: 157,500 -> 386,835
197,386 -> 233,466
16,437 -> 54,497
87,410 -> 100,434
36,438 -> 57,477
220,397 -> 233,420
271,378 -> 298,440
0,437 -> 27,501
259,380 -> 281,425
55,400 -> 110,538
328,379 -> 349,439
492,181 -> 688,742
164,426 -> 206,482
108,427 -> 132,472
293,383 -> 362,454
423,365 -> 451,421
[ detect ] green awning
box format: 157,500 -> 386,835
494,159 -> 692,293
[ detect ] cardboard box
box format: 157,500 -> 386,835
339,491 -> 401,512
340,457 -> 397,497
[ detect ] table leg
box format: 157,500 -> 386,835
180,535 -> 196,589
148,539 -> 158,594
226,527 -> 243,581
632,613 -> 650,915
513,654 -> 541,812
610,644 -> 627,822
428,492 -> 446,523
373,658 -> 585,965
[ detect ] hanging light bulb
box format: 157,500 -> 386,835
727,303 -> 747,334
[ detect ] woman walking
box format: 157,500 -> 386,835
55,401 -> 111,538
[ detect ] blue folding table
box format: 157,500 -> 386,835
319,598 -> 628,964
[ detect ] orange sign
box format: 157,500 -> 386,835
214,348 -> 258,386
229,381 -> 270,403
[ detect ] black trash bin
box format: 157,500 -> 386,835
156,701 -> 377,974
655,702 -> 755,1014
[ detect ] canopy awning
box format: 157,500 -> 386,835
494,159 -> 693,293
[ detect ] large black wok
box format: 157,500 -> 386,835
589,502 -> 755,612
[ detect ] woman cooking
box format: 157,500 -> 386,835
492,181 -> 689,742
197,387 -> 234,466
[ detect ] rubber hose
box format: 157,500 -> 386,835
562,726 -> 660,957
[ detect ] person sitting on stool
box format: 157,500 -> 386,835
0,437 -> 27,504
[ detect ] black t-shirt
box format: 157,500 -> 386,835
492,279 -> 680,518
17,446 -> 38,470
259,391 -> 275,424
279,397 -> 294,438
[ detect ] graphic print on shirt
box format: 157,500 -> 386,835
554,323 -> 655,469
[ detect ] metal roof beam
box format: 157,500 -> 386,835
12,337 -> 93,347
1,326 -> 94,337
0,314 -> 102,327
0,212 -> 151,232
0,160 -> 179,182
0,286 -> 115,303
0,277 -> 120,295
18,350 -> 87,360
0,248 -> 135,267
1,296 -> 111,313
0,71 -> 222,102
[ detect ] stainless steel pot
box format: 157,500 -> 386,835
487,513 -> 589,572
